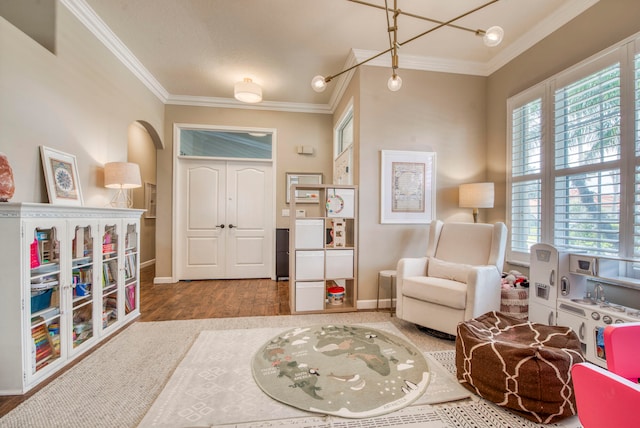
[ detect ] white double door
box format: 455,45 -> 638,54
176,158 -> 273,280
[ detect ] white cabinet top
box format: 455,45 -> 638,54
0,203 -> 144,219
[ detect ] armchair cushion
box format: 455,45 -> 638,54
403,276 -> 466,309
427,257 -> 472,283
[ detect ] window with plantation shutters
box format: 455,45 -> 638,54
553,64 -> 621,255
507,38 -> 640,264
510,99 -> 542,255
634,54 -> 640,259
554,170 -> 620,255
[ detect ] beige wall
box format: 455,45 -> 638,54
356,66 -> 487,301
0,5 -> 164,210
128,122 -> 157,265
155,105 -> 333,280
486,0 -> 640,226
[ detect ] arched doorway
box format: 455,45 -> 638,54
127,120 -> 161,268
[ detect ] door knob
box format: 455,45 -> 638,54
228,224 -> 236,228
216,224 -> 225,229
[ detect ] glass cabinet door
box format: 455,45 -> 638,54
101,224 -> 119,329
124,222 -> 139,316
29,225 -> 63,374
70,225 -> 94,349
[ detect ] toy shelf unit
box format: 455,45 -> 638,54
0,203 -> 143,395
289,184 -> 358,314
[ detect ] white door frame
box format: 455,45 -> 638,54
171,123 -> 277,282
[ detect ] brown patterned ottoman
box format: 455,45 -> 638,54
456,311 -> 586,424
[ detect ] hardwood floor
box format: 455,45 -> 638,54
139,266 -> 291,321
0,264 -> 291,418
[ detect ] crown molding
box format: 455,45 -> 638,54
166,94 -> 332,114
353,49 -> 490,76
63,0 -> 599,113
485,0 -> 600,74
60,0 -> 169,103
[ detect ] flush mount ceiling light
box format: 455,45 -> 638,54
234,78 -> 262,103
311,0 -> 504,93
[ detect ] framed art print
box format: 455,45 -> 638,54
286,172 -> 323,204
380,150 -> 436,224
145,182 -> 157,218
40,146 -> 83,206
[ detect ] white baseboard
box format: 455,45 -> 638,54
153,277 -> 175,284
357,298 -> 394,310
140,259 -> 155,269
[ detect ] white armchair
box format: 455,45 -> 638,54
396,220 -> 507,337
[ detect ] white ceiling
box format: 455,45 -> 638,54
71,0 -> 599,112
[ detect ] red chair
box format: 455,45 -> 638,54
571,322 -> 640,428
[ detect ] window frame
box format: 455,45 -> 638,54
506,36 -> 640,265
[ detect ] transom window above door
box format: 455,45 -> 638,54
178,126 -> 274,160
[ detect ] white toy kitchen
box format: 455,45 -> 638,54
529,243 -> 640,368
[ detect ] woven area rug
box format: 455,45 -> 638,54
138,322 -> 471,427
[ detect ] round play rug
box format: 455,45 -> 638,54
252,324 -> 430,418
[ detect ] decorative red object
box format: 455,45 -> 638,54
0,153 -> 15,202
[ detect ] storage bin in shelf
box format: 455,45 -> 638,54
326,249 -> 354,279
295,219 -> 324,249
295,281 -> 325,312
31,289 -> 53,313
295,251 -> 324,280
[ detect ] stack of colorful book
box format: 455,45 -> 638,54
31,321 -> 54,371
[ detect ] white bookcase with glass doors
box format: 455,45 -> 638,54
0,203 -> 142,395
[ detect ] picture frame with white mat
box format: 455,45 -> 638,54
40,146 -> 83,206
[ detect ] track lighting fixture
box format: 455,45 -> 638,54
311,0 -> 504,93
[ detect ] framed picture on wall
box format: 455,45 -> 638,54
286,172 -> 323,204
380,150 -> 436,224
145,182 -> 157,218
40,146 -> 84,206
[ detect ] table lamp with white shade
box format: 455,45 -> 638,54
459,182 -> 494,223
104,162 -> 141,208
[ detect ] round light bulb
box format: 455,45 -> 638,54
311,75 -> 327,92
483,26 -> 504,47
387,74 -> 402,92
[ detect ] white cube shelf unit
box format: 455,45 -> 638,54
289,184 -> 358,314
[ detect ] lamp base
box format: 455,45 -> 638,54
472,208 -> 479,223
110,188 -> 132,208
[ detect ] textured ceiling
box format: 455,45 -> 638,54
81,0 -> 598,109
